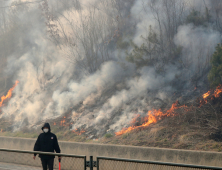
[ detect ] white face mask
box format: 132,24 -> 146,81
43,129 -> 49,133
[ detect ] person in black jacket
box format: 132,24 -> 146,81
33,123 -> 61,170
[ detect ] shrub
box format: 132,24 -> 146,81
104,133 -> 113,138
208,44 -> 222,87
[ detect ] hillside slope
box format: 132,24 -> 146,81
101,91 -> 222,151
1,87 -> 222,152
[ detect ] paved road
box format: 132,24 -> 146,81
0,162 -> 41,170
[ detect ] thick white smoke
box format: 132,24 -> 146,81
1,3 -> 74,130
174,24 -> 221,75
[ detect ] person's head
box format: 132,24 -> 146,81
42,123 -> 51,133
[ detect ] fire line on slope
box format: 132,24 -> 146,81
115,101 -> 187,136
115,85 -> 222,136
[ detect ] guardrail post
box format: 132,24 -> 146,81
97,157 -> 99,170
90,156 -> 93,170
84,156 -> 87,170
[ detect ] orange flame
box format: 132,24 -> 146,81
203,91 -> 211,99
200,85 -> 222,105
115,101 -> 186,136
54,122 -> 56,125
60,119 -> 66,126
213,85 -> 222,98
72,129 -> 85,135
0,80 -> 19,107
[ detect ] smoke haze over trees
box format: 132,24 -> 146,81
0,0 -> 222,137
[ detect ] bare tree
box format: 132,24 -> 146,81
210,0 -> 222,33
41,0 -> 133,74
0,1 -> 10,89
139,0 -> 186,71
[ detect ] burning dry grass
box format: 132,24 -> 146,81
102,123 -> 217,151
0,96 -> 222,152
115,101 -> 188,136
114,85 -> 222,138
101,88 -> 222,151
1,85 -> 222,152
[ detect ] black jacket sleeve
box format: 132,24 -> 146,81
54,135 -> 61,154
34,135 -> 41,156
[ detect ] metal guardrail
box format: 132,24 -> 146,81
96,157 -> 222,170
0,149 -> 222,170
0,148 -> 86,158
0,148 -> 87,170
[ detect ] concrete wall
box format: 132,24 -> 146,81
0,136 -> 222,167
